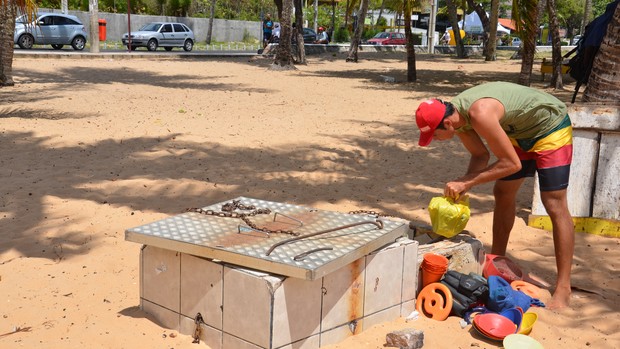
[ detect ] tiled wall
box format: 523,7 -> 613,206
139,238 -> 419,349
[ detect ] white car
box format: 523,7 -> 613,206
14,13 -> 88,50
122,22 -> 195,52
511,37 -> 522,47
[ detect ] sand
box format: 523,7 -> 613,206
0,51 -> 618,349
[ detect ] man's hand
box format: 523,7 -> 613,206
444,181 -> 469,199
447,98 -> 521,194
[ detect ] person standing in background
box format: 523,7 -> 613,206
263,14 -> 274,48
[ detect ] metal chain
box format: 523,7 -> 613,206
187,200 -> 299,236
192,312 -> 205,344
348,209 -> 394,217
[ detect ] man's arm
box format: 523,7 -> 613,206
444,98 -> 522,198
459,129 -> 491,174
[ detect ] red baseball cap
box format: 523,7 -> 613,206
415,99 -> 446,146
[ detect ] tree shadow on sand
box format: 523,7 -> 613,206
0,55 -> 612,325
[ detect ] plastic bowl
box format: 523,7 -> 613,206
483,254 -> 523,282
472,320 -> 503,341
503,334 -> 544,349
500,308 -> 523,332
511,280 -> 543,298
518,312 -> 538,335
473,313 -> 518,340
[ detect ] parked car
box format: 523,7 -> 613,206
122,22 -> 195,51
14,12 -> 87,51
366,32 -> 406,45
571,35 -> 582,45
511,37 -> 522,47
302,28 -> 317,43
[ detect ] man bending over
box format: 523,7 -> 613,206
415,81 -> 574,309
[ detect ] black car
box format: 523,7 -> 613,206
266,27 -> 316,47
302,28 -> 316,43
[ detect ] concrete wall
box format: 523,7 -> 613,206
530,104 -> 620,226
40,9 -> 262,43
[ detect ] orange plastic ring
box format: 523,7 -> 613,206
511,280 -> 542,298
415,282 -> 453,321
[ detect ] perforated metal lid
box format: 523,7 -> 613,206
125,197 -> 407,279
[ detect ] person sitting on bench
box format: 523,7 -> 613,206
314,27 -> 329,44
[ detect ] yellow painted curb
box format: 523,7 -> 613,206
528,215 -> 620,238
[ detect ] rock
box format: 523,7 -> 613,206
385,328 -> 424,349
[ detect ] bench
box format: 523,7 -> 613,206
540,57 -> 570,80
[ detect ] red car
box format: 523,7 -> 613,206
367,32 -> 406,45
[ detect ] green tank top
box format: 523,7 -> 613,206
452,82 -> 567,140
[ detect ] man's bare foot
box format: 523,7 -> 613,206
547,285 -> 571,310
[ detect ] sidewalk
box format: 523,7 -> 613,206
13,48 -> 258,60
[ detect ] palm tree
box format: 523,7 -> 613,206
583,3 -> 620,102
485,0 -> 499,61
273,0 -> 295,69
206,0 -> 216,45
466,0 -> 491,57
512,0 -> 541,86
547,0 -> 563,89
580,0 -> 592,35
0,0 -> 36,87
445,0 -> 466,58
346,0 -> 370,62
313,0 -> 318,32
403,0 -> 416,82
374,0 -> 386,30
293,0 -> 306,64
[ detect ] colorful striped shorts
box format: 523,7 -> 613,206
501,115 -> 573,191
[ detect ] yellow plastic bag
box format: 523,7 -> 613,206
428,196 -> 471,238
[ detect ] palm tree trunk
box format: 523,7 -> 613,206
547,0 -> 563,89
274,0 -> 283,20
346,0 -> 369,62
485,0 -> 499,61
403,0 -> 416,82
206,0 -> 215,45
515,0 -> 541,86
583,4 -> 620,102
294,0 -> 306,64
313,0 -> 318,32
467,0 -> 491,56
0,2 -> 17,86
273,0 -> 295,69
375,0 -> 386,30
344,0 -> 350,28
446,0 -> 466,58
580,0 -> 592,36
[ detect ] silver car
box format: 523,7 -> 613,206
14,13 -> 88,51
122,22 -> 195,52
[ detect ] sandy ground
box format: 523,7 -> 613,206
0,51 -> 618,349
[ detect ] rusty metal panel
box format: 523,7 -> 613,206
125,197 -> 407,280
